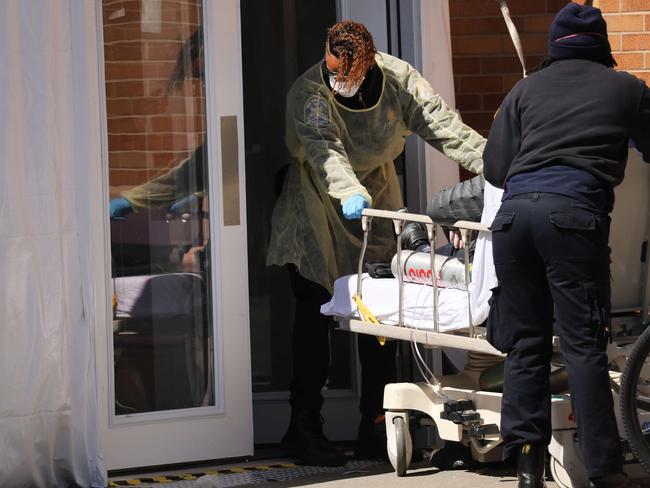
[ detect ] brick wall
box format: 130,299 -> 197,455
594,0 -> 650,84
450,0 -> 570,139
450,0 -> 649,159
102,0 -> 204,191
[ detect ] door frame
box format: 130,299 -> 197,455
250,0 -> 429,445
93,0 -> 253,470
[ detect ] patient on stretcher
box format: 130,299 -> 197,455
322,174 -> 498,331
366,174 -> 485,288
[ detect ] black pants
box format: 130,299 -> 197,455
490,193 -> 621,478
289,267 -> 397,418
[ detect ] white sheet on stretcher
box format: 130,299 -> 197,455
321,182 -> 504,330
113,272 -> 203,319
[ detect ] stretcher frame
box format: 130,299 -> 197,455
335,208 -> 645,486
346,208 -> 502,356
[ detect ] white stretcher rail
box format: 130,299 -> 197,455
352,208 -> 502,357
340,319 -> 505,357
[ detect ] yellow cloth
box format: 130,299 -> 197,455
267,53 -> 485,292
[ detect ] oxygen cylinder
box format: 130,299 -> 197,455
390,250 -> 470,290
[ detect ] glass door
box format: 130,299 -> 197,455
96,0 -> 252,470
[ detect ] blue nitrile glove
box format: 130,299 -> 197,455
168,194 -> 199,216
109,197 -> 134,221
341,194 -> 370,220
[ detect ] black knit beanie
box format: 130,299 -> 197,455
548,2 -> 615,66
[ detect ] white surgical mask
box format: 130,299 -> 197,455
329,75 -> 363,98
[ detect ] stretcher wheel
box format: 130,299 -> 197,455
549,456 -> 574,488
393,416 -> 408,477
620,325 -> 650,474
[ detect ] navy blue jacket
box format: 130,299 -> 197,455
484,59 -> 650,191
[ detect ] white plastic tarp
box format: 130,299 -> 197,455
0,1 -> 106,486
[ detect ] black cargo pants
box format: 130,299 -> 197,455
489,193 -> 622,478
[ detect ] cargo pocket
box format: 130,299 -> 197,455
489,212 -> 515,232
584,281 -> 611,352
486,285 -> 514,354
549,208 -> 604,260
549,210 -> 595,231
489,212 -> 516,264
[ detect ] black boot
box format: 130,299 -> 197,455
587,472 -> 640,488
281,409 -> 346,467
354,414 -> 388,460
517,444 -> 545,488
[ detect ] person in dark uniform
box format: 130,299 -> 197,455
483,3 -> 650,487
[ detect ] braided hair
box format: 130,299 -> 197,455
326,21 -> 377,92
166,27 -> 204,95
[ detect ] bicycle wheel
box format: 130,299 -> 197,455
549,455 -> 574,488
620,325 -> 650,474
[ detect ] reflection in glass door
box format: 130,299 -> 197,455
102,0 -> 213,415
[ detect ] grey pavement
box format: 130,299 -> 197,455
235,461 -> 557,488
109,452 -> 650,487
111,459 -> 561,488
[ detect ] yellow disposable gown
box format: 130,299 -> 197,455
121,145 -> 205,209
267,53 -> 485,292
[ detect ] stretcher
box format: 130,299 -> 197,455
322,182 -> 648,487
112,272 -> 213,413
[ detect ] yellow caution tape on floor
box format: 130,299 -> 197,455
108,462 -> 304,486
